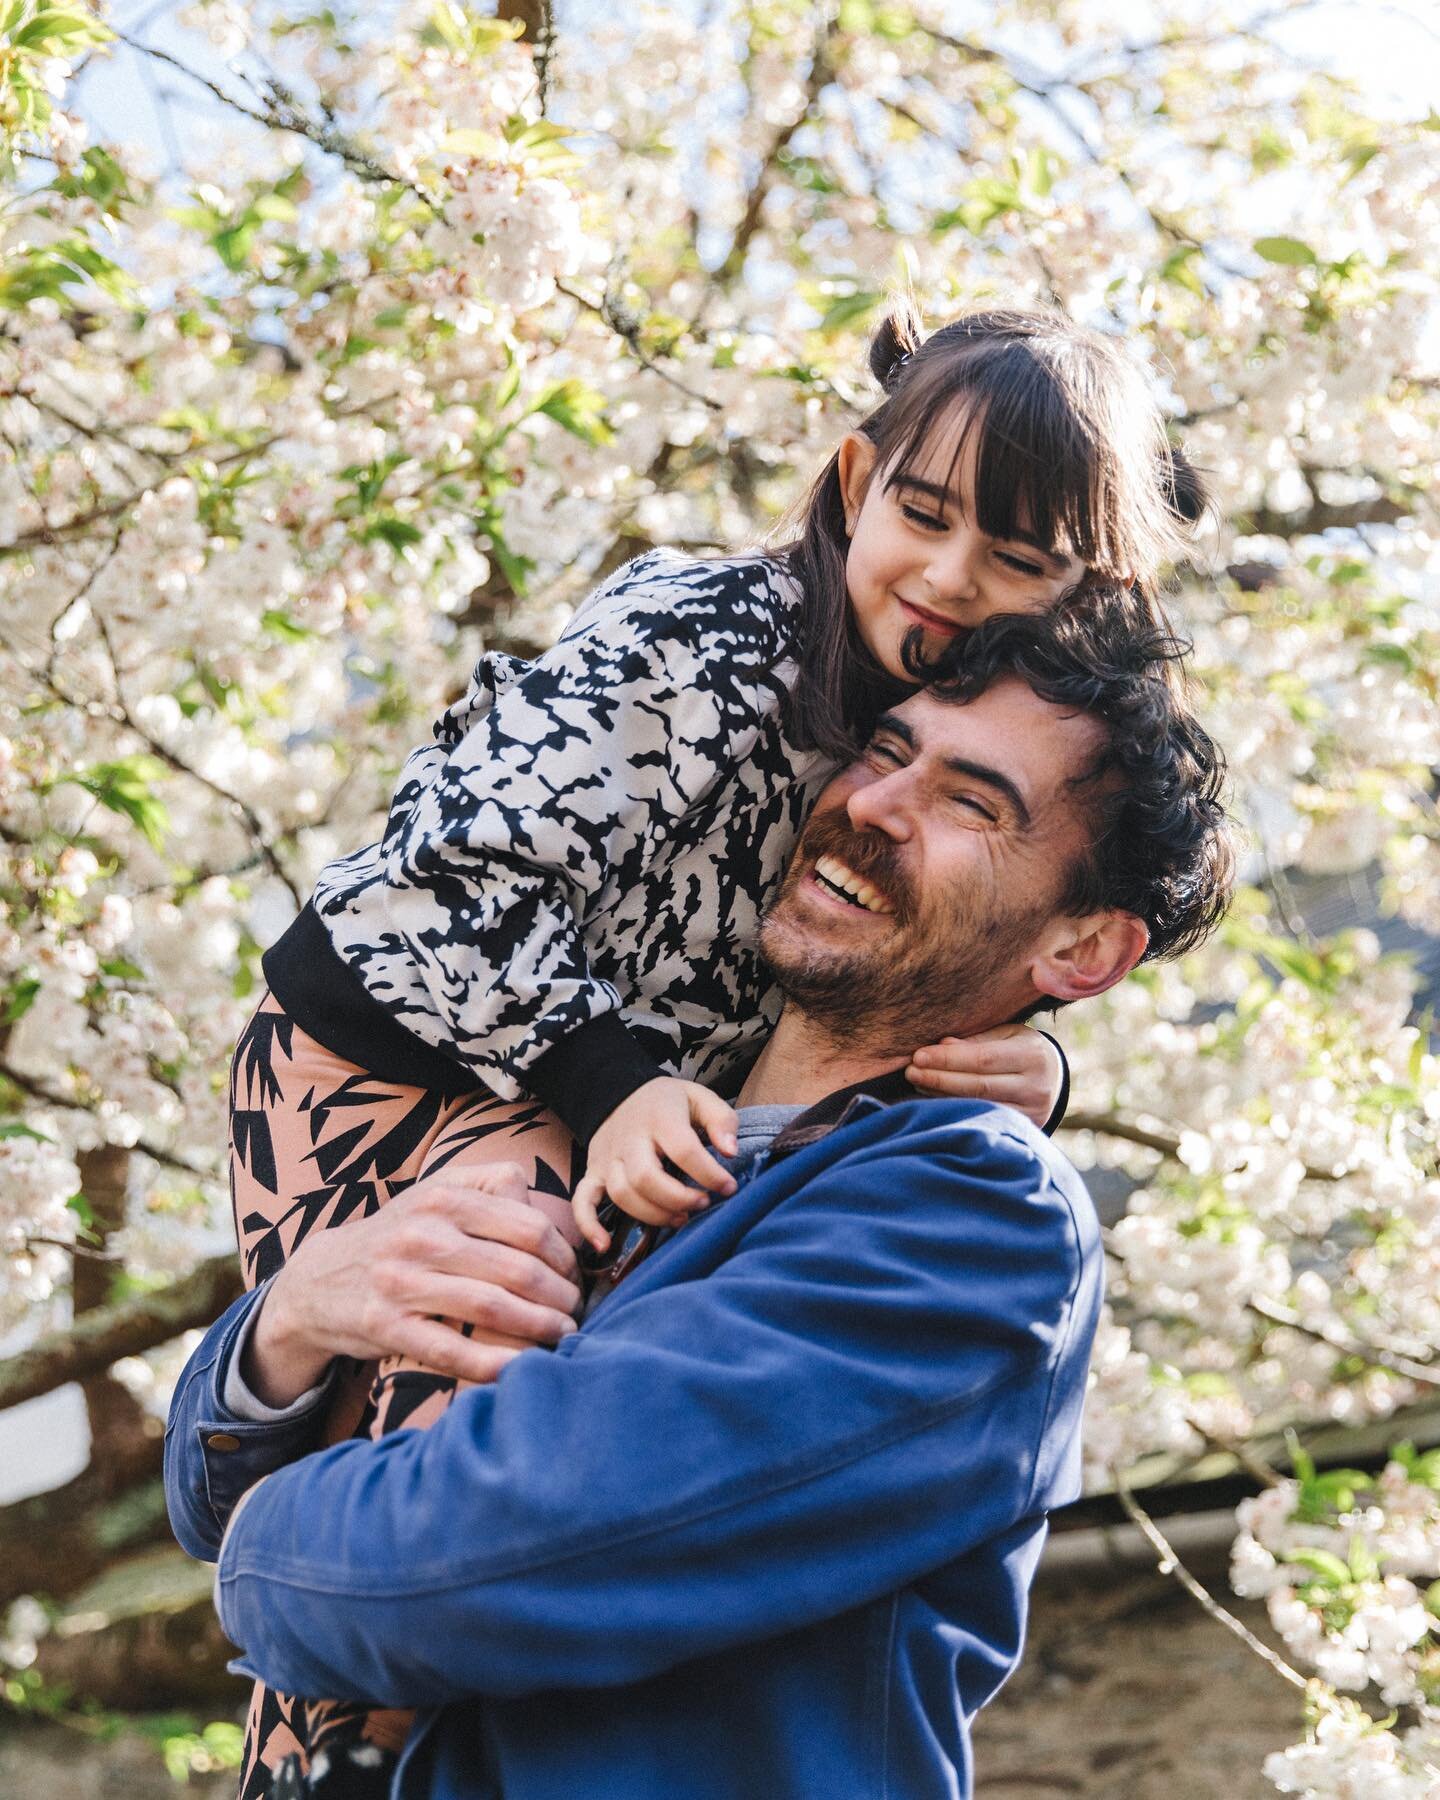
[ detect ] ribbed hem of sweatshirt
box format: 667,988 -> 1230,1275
262,904 -> 666,1143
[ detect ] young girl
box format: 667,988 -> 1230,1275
227,303 -> 1202,1798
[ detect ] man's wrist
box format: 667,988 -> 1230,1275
241,1269 -> 333,1410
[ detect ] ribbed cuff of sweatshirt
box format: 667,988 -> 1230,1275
524,1013 -> 668,1147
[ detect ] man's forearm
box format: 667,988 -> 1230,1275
239,1268 -> 335,1409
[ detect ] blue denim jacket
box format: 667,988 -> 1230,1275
165,1099 -> 1102,1800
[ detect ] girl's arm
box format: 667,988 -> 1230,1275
349,549 -> 797,1148
905,1024 -> 1069,1134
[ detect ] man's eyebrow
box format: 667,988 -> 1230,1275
872,712 -> 1034,829
887,474 -> 1071,573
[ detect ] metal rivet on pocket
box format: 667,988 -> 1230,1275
206,1432 -> 241,1452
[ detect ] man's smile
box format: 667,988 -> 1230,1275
810,854 -> 895,915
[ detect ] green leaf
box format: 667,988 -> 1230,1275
10,7 -> 112,51
363,516 -> 424,557
1254,236 -> 1318,267
261,608 -> 314,641
817,288 -> 882,334
250,193 -> 298,224
99,957 -> 145,981
56,756 -> 169,849
437,127 -> 503,160
532,378 -> 614,445
487,532 -> 533,596
1287,1547 -> 1352,1586
1160,245 -> 1205,297
3,976 -> 40,1023
0,1118 -> 53,1143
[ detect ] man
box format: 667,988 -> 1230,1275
166,608 -> 1232,1800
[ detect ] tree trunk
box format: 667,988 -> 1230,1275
74,1143 -> 153,1474
498,0 -> 555,108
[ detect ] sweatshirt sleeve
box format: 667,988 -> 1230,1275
213,1106 -> 1101,1707
325,551 -> 793,1106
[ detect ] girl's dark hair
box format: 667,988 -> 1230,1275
769,301 -> 1206,760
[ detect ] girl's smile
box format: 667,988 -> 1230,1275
837,417 -> 1087,682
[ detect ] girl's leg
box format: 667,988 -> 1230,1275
300,1091 -> 581,1779
227,991 -> 580,1796
227,993 -> 490,1797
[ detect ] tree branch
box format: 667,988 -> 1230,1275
0,1058 -> 213,1181
714,18 -> 838,286
1249,1296 -> 1440,1389
0,1252 -> 240,1413
1061,1108 -> 1342,1185
1112,1471 -> 1311,1692
114,30 -> 435,208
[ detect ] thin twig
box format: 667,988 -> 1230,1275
1112,1471 -> 1311,1692
1249,1297 -> 1440,1389
0,1058 -> 213,1181
1061,1109 -> 1343,1185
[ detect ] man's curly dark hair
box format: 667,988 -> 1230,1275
920,600 -> 1235,963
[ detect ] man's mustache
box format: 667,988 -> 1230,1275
791,810 -> 914,926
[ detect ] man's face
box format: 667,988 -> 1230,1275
759,679 -> 1110,1054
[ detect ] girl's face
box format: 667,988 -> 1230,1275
837,423 -> 1088,682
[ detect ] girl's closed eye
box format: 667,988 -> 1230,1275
901,505 -> 946,531
996,551 -> 1047,578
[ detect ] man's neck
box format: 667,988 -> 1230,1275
736,1009 -> 909,1110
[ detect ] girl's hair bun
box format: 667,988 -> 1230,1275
869,300 -> 924,392
1162,441 -> 1210,527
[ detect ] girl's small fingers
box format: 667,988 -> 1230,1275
614,1154 -> 709,1222
906,1064 -> 996,1099
689,1088 -> 739,1157
659,1127 -> 736,1197
908,1066 -> 1047,1106
569,1179 -> 611,1254
911,1042 -> 1026,1076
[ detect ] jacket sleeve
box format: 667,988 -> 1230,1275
336,550 -> 793,1109
213,1109 -> 1101,1707
164,1284 -> 340,1562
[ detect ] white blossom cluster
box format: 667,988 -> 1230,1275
1230,1460 -> 1440,1792
0,6 -> 1436,1785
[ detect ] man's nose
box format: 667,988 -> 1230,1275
845,767 -> 916,839
924,522 -> 981,603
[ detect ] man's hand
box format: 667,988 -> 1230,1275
242,1163 -> 584,1409
905,1024 -> 1064,1130
572,1077 -> 739,1252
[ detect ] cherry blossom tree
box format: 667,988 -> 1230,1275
0,0 -> 1437,1787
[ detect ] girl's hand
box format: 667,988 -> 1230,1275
572,1077 -> 739,1252
905,1024 -> 1064,1132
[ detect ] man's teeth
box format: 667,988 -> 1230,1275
813,854 -> 894,914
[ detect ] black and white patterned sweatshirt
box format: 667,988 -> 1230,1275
262,547 -> 837,1143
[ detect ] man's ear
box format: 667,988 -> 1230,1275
837,432 -> 877,533
1028,910 -> 1149,1005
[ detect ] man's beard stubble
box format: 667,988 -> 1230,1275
759,809 -> 1051,1058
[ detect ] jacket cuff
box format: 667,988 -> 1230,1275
1037,1031 -> 1070,1136
222,1277 -> 339,1423
524,1014 -> 667,1146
